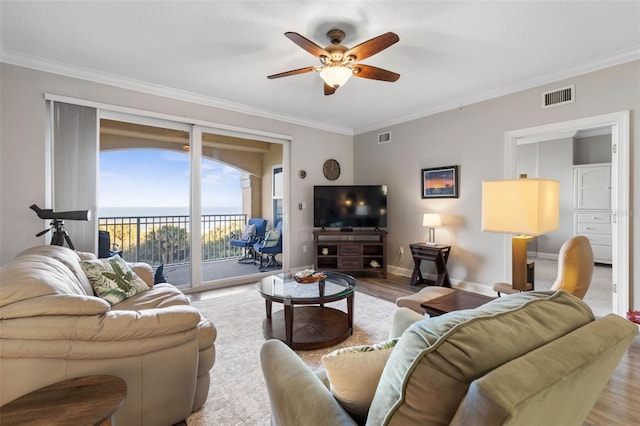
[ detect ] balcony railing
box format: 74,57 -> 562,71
98,214 -> 248,267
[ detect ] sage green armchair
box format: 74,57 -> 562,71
261,291 -> 636,425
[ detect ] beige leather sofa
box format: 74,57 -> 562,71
261,291 -> 637,426
0,245 -> 216,426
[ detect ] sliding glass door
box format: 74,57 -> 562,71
48,97 -> 289,291
99,116 -> 193,287
198,129 -> 282,284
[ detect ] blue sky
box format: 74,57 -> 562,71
99,149 -> 242,208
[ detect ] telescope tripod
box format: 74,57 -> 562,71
36,219 -> 76,250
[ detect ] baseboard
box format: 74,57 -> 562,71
388,265 -> 413,277
389,265 -> 495,296
531,252 -> 559,261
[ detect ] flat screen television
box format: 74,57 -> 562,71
313,185 -> 387,229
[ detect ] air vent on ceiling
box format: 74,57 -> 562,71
378,131 -> 391,144
542,85 -> 575,109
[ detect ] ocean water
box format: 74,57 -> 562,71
98,206 -> 242,218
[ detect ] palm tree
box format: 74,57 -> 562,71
145,225 -> 190,264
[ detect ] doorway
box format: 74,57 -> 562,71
505,111 -> 630,316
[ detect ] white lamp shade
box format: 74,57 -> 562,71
319,66 -> 352,88
422,213 -> 442,227
481,178 -> 560,236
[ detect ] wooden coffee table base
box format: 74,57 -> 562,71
263,306 -> 353,350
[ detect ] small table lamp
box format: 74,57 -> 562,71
481,177 -> 559,291
423,213 -> 442,245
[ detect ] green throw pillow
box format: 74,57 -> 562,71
321,338 -> 399,421
80,255 -> 150,305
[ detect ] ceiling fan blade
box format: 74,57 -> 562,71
344,32 -> 399,62
324,83 -> 336,96
267,66 -> 316,79
352,64 -> 400,82
285,32 -> 330,58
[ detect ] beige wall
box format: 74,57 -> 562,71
515,137 -> 575,257
261,143 -> 284,229
354,60 -> 639,308
0,63 -> 354,269
2,61 -> 638,308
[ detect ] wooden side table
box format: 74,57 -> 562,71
421,289 -> 496,317
409,243 -> 452,287
0,375 -> 127,426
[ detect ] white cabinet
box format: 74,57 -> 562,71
573,164 -> 611,264
574,211 -> 612,263
574,164 -> 611,210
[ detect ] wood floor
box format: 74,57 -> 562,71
353,272 -> 640,425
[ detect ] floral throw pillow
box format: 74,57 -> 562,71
80,255 -> 150,305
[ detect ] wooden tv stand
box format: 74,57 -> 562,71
313,230 -> 387,278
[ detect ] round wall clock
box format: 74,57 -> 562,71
323,159 -> 341,180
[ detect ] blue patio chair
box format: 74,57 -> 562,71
98,230 -> 123,258
254,221 -> 283,272
231,218 -> 268,263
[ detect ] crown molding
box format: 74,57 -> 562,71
516,130 -> 578,145
575,126 -> 612,138
2,45 -> 638,137
354,46 -> 640,135
0,48 -> 354,136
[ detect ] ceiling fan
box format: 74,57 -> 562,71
267,29 -> 400,95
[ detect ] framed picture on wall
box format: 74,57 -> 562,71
421,165 -> 459,199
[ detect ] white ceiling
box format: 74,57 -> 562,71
1,1 -> 639,135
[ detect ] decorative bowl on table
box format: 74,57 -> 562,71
293,270 -> 326,284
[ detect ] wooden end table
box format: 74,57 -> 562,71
409,243 -> 452,287
0,375 -> 127,426
421,289 -> 495,317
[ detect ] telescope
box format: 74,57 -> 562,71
30,204 -> 91,221
31,204 -> 91,250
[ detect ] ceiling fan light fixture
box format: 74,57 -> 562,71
319,66 -> 352,88
270,30 -> 400,94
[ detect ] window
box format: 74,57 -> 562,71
47,96 -> 289,287
272,166 -> 283,226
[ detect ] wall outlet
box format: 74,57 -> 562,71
399,246 -> 404,255
302,245 -> 308,253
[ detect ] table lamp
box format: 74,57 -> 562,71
423,213 -> 442,246
481,176 -> 559,291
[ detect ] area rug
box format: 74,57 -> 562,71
186,284 -> 397,425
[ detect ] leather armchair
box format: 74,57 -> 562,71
0,245 -> 216,426
494,235 -> 594,297
549,235 -> 594,298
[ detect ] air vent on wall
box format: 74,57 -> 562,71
542,85 -> 575,109
378,131 -> 391,144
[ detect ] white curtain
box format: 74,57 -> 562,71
51,101 -> 98,252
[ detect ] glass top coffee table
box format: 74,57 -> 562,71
256,272 -> 357,349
